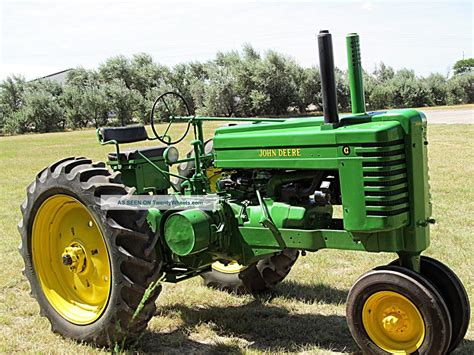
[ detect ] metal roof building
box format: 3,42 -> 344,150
32,68 -> 73,85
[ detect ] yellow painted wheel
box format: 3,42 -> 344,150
346,267 -> 453,355
362,291 -> 425,353
19,157 -> 162,346
212,260 -> 246,274
202,249 -> 299,294
32,194 -> 111,324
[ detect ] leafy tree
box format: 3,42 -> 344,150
242,43 -> 261,61
0,75 -> 26,114
167,62 -> 208,114
447,72 -> 474,104
129,54 -> 162,123
222,48 -> 256,116
200,65 -> 238,117
335,68 -> 351,112
5,81 -> 64,133
142,87 -> 162,124
62,85 -> 89,128
66,67 -> 99,87
363,70 -> 378,110
3,109 -> 31,134
130,53 -> 170,96
3,47 -> 473,135
389,69 -> 430,108
250,50 -> 299,115
294,66 -> 322,113
83,85 -> 110,128
105,79 -> 141,126
0,75 -> 26,129
424,74 -> 447,106
373,62 -> 395,82
453,58 -> 474,75
63,68 -> 104,128
98,55 -> 133,89
368,82 -> 394,110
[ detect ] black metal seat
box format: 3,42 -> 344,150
108,146 -> 167,161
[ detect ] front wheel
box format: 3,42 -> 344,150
18,157 -> 162,346
346,266 -> 452,354
201,249 -> 299,294
390,256 -> 470,352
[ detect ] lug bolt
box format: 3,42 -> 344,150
62,254 -> 73,266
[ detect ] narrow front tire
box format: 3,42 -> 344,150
346,267 -> 452,354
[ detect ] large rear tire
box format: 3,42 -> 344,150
18,157 -> 162,347
202,249 -> 299,294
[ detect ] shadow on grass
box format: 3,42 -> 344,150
272,280 -> 349,304
453,339 -> 474,355
140,300 -> 357,353
136,329 -> 243,354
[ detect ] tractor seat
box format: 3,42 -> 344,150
99,125 -> 149,144
108,146 -> 167,161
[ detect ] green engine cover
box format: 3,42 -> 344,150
213,109 -> 432,253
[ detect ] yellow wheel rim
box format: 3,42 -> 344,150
32,194 -> 111,325
212,260 -> 246,274
362,291 -> 425,354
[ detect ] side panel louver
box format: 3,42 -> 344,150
356,140 -> 410,218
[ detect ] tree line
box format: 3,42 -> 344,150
0,46 -> 472,134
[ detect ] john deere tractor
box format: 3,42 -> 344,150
19,31 -> 469,353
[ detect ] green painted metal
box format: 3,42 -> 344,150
211,109 -> 429,252
243,200 -> 332,230
107,154 -> 170,194
346,33 -> 366,114
163,115 -> 287,123
164,209 -> 212,256
146,208 -> 162,233
95,32 -> 433,277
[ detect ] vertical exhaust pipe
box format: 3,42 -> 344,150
318,30 -> 339,125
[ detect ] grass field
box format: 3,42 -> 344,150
0,122 -> 473,354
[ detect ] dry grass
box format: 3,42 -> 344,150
0,123 -> 473,354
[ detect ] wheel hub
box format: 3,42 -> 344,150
362,291 -> 425,353
382,312 -> 406,333
61,243 -> 86,273
32,194 -> 111,324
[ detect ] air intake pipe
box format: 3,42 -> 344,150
318,30 -> 339,125
346,33 -> 366,114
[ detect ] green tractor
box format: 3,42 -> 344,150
19,31 -> 469,353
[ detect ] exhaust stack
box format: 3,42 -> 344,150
346,33 -> 366,114
318,30 -> 339,125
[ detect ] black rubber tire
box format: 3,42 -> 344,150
185,140 -> 299,294
18,157 -> 162,347
346,266 -> 452,355
389,257 -> 470,353
202,249 -> 299,294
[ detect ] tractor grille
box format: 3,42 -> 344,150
356,140 -> 410,217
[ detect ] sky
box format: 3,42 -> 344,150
0,0 -> 472,81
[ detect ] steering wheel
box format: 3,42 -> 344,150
150,91 -> 193,145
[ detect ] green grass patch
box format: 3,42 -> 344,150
0,124 -> 472,353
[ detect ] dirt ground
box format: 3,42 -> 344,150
421,107 -> 473,124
